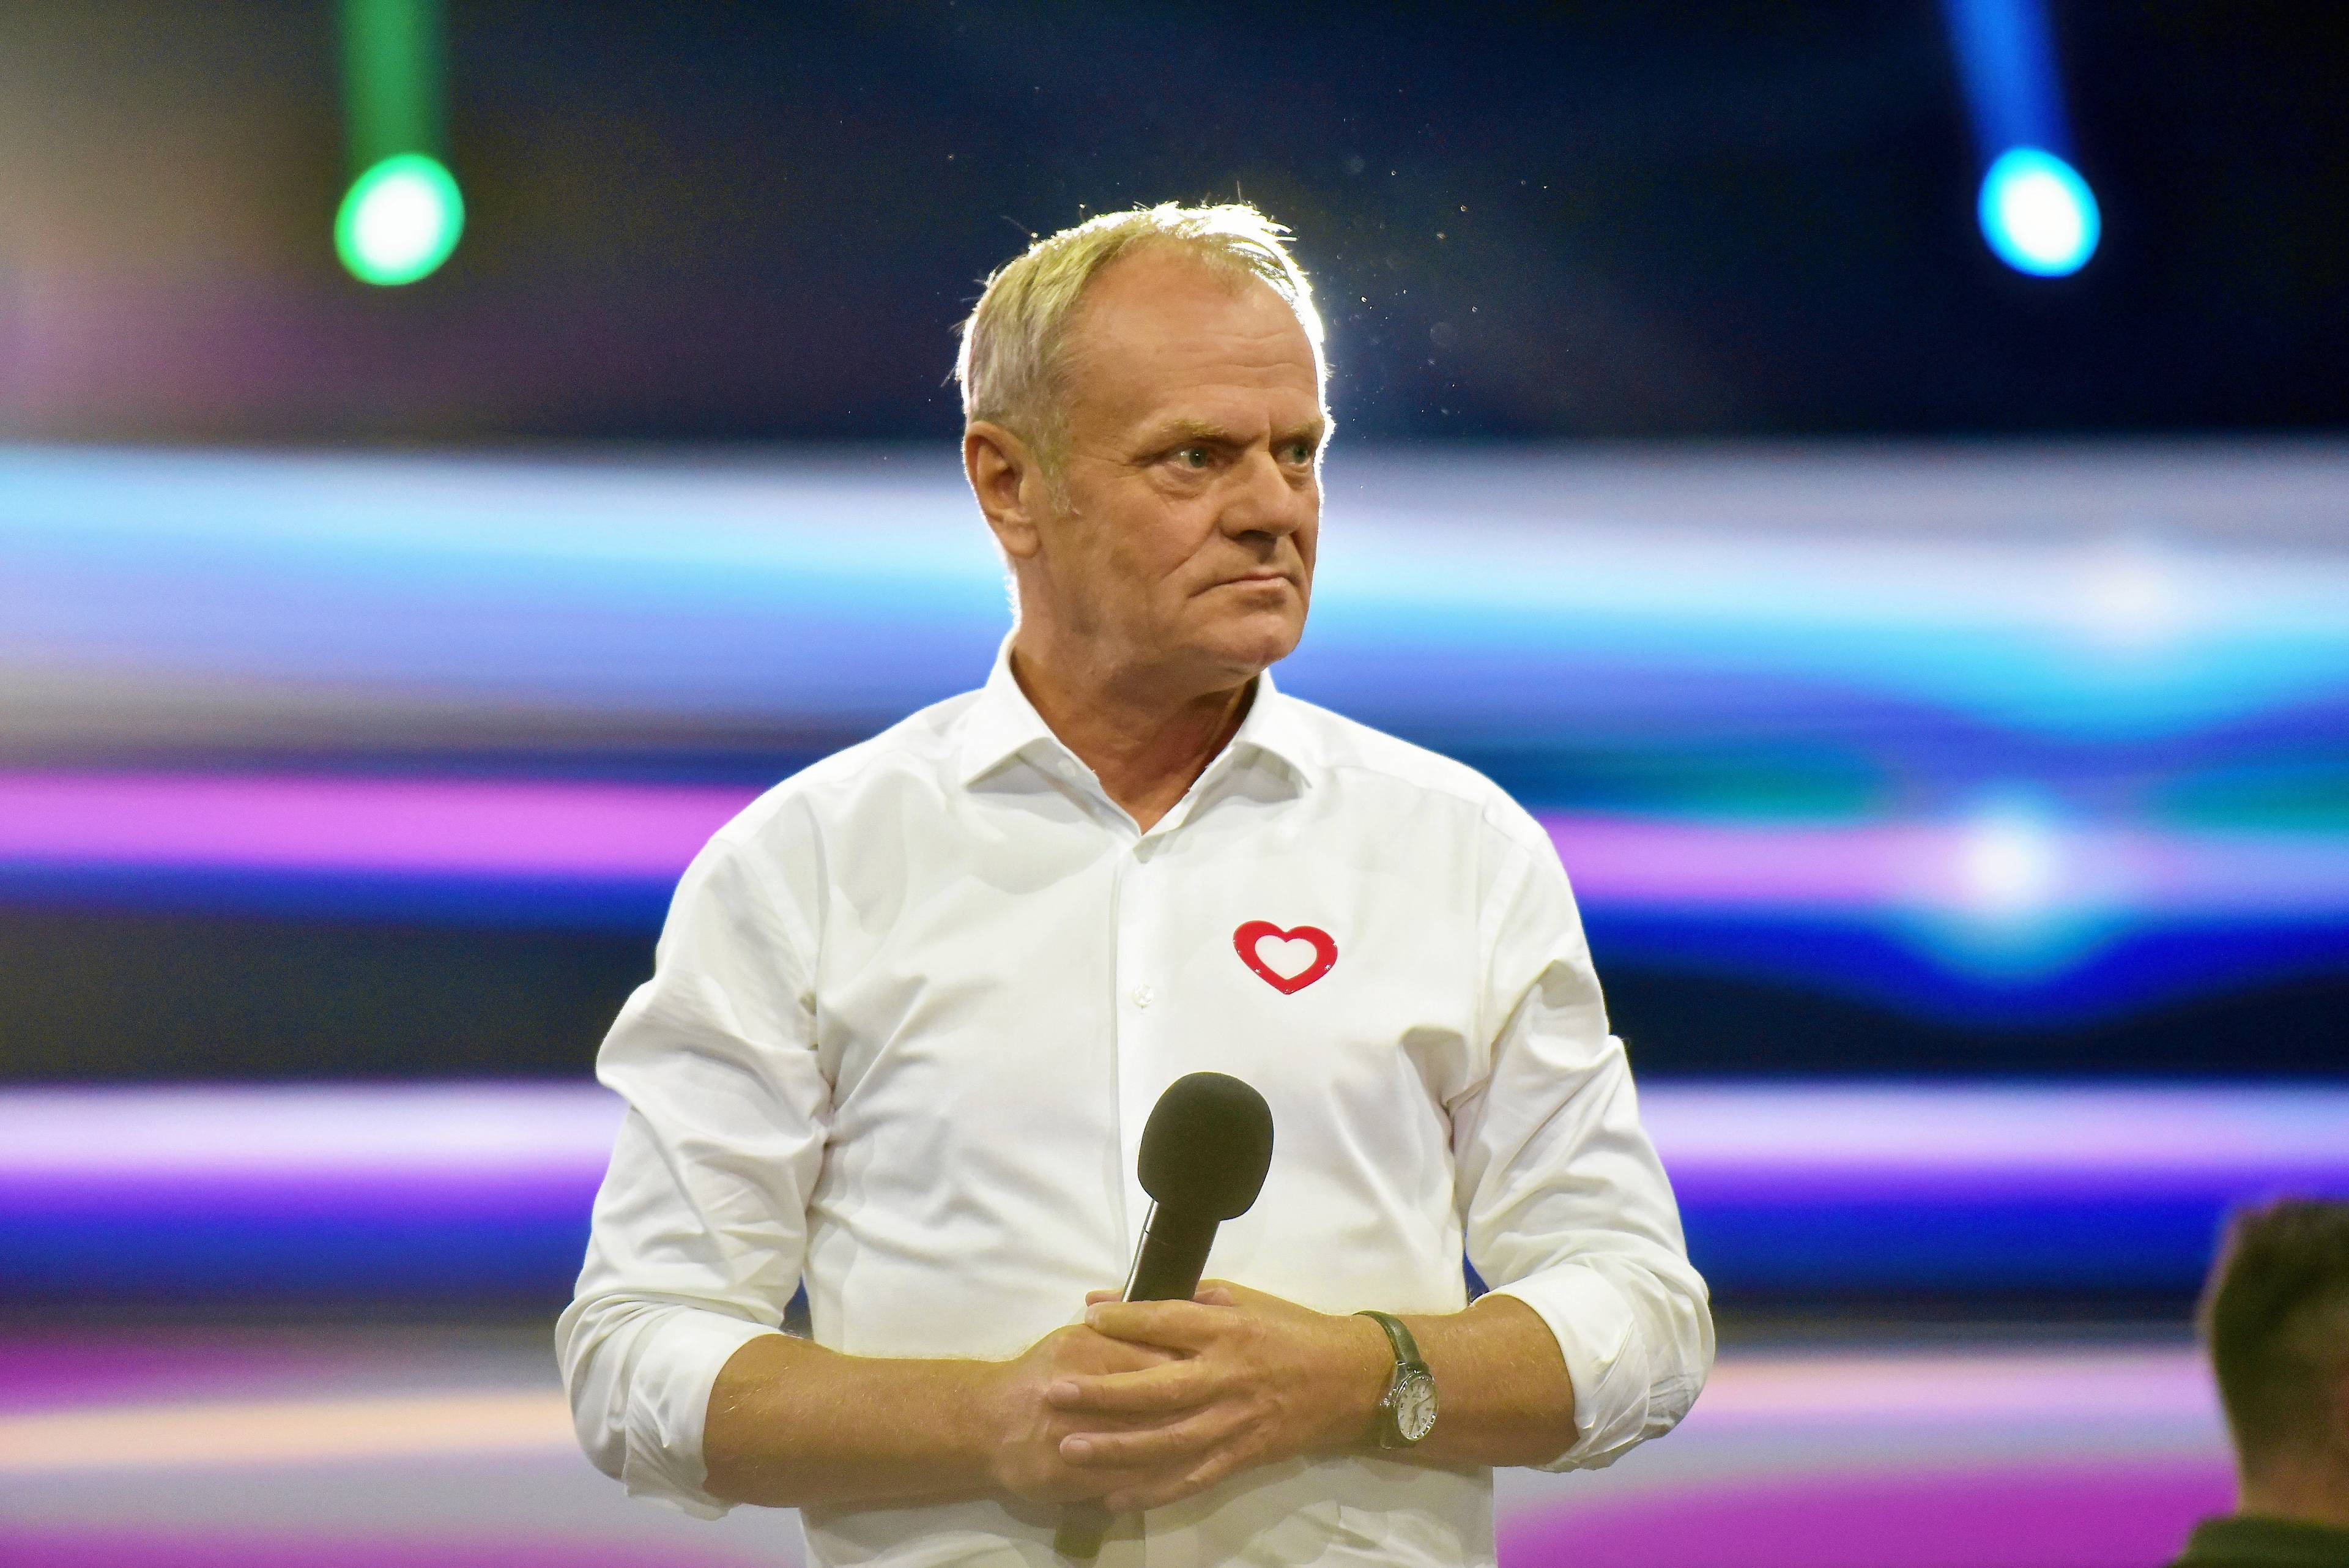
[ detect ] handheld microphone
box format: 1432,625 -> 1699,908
1055,1071 -> 1274,1560
1125,1071 -> 1277,1301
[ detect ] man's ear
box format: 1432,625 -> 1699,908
964,422 -> 1046,562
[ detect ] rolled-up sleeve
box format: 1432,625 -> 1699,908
1451,809 -> 1714,1472
554,825 -> 830,1517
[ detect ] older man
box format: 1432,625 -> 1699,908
558,203 -> 1710,1567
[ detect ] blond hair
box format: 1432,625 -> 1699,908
954,202 -> 1326,472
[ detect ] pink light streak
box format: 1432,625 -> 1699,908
0,771 -> 2345,920
0,772 -> 754,882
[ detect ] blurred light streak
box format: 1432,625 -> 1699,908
0,1391 -> 570,1474
0,1347 -> 2210,1470
0,1083 -> 618,1180
1644,1083 -> 2349,1181
5,1083 -> 2343,1298
0,773 -> 740,882
6,773 -> 2349,1017
7,447 -> 2349,743
7,772 -> 2349,924
1682,1346 -> 2212,1432
0,1336 -> 2230,1568
1942,0 -> 2100,276
1499,1462 -> 2228,1568
9,1082 -> 2340,1183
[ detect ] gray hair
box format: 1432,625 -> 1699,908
954,201 -> 1326,474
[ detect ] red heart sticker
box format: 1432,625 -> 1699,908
1233,921 -> 1338,995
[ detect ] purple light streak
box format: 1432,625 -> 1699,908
5,771 -> 2348,921
6,1083 -> 2344,1205
0,773 -> 749,882
1501,1461 -> 2232,1568
4,1339 -> 2231,1568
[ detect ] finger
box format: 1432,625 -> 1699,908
1197,1278 -> 1276,1311
1085,1289 -> 1120,1306
1103,1449 -> 1244,1513
1047,1359 -> 1211,1416
1193,1285 -> 1236,1307
1085,1298 -> 1228,1351
1059,1409 -> 1228,1470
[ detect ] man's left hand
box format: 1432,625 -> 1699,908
1046,1280 -> 1392,1511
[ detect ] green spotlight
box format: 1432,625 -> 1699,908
336,153 -> 463,286
336,0 -> 458,286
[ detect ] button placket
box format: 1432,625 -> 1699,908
1110,838 -> 1175,1257
1107,847 -> 1152,1259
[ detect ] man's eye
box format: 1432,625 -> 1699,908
1178,447 -> 1210,469
1286,442 -> 1316,463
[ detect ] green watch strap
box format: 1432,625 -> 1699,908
1356,1309 -> 1426,1373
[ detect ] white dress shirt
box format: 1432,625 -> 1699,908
557,640 -> 1712,1567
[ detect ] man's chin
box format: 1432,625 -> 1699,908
1192,617 -> 1305,679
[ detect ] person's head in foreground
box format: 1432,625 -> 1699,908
2169,1198 -> 2349,1567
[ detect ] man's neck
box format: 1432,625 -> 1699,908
2239,1454 -> 2349,1531
1008,634 -> 1254,834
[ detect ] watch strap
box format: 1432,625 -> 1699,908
1356,1309 -> 1427,1375
1356,1309 -> 1436,1447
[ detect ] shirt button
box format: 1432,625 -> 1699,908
1132,985 -> 1154,1009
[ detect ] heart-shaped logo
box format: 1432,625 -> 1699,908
1233,920 -> 1338,995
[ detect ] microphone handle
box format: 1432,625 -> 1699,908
1055,1204 -> 1222,1559
1124,1204 -> 1218,1304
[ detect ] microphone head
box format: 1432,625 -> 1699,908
1137,1072 -> 1274,1221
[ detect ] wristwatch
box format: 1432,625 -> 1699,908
1356,1310 -> 1439,1447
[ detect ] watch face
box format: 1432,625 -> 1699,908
1393,1370 -> 1439,1443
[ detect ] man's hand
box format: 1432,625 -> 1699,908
978,1321 -> 1189,1505
703,1282 -> 1575,1512
1044,1280 -> 1392,1512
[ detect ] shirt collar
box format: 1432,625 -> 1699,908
952,636 -> 1059,787
954,634 -> 1319,794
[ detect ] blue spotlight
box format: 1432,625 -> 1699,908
1977,147 -> 2099,277
1942,0 -> 2101,278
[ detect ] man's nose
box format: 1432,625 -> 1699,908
1221,448 -> 1310,537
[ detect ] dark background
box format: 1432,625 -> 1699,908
4,1 -> 2345,447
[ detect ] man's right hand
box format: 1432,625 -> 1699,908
980,1321 -> 1184,1504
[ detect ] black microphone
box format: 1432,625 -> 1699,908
1124,1071 -> 1276,1302
1056,1072 -> 1274,1559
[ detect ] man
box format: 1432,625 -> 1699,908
557,202 -> 1711,1566
2168,1200 -> 2349,1567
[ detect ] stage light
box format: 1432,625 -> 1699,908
1978,147 -> 2099,277
335,153 -> 463,286
336,0 -> 457,284
1942,0 -> 2101,278
1956,801 -> 2061,922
